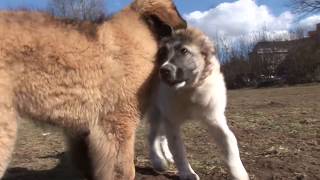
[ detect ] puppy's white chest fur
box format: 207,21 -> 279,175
156,72 -> 226,124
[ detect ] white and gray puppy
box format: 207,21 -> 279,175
147,28 -> 249,180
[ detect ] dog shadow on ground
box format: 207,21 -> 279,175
3,152 -> 178,180
3,152 -> 81,180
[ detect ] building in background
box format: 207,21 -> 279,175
249,23 -> 320,78
308,23 -> 320,42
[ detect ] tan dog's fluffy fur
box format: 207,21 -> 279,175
0,0 -> 186,179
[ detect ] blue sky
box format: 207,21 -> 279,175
176,0 -> 290,15
0,0 -> 47,10
0,0 -> 289,15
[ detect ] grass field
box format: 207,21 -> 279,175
3,84 -> 320,180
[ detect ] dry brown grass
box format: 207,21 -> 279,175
2,84 -> 319,180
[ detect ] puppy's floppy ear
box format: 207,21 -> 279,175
200,36 -> 215,62
133,0 -> 187,30
145,15 -> 173,39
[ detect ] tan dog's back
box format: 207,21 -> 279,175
0,9 -> 155,126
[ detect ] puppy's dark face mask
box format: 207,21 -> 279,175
157,38 -> 206,89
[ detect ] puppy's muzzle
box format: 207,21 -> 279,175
159,64 -> 185,86
160,64 -> 175,82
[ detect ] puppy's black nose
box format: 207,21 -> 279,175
160,67 -> 171,78
159,64 -> 175,81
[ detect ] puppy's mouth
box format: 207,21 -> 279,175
159,68 -> 187,89
165,79 -> 186,89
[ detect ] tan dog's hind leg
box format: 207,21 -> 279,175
0,70 -> 17,178
0,108 -> 17,178
114,131 -> 136,180
66,131 -> 95,180
67,114 -> 137,180
85,126 -> 118,180
68,127 -> 136,180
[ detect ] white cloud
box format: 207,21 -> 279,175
297,15 -> 320,31
184,0 -> 319,40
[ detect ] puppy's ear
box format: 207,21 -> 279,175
200,36 -> 215,62
133,0 -> 187,30
145,15 -> 173,39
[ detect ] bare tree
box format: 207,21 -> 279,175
291,0 -> 320,14
219,28 -> 304,88
289,26 -> 306,39
48,0 -> 106,21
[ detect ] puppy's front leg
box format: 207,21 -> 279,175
203,114 -> 249,180
164,120 -> 199,180
148,107 -> 171,172
149,123 -> 169,172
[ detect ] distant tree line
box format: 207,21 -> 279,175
278,40 -> 320,84
219,30 -> 320,89
48,0 -> 107,21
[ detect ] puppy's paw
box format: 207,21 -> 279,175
180,173 -> 200,180
231,167 -> 249,180
151,157 -> 169,173
232,173 -> 249,180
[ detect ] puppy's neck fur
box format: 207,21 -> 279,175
173,61 -> 224,107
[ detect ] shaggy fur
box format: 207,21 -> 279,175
0,0 -> 186,179
147,28 -> 249,180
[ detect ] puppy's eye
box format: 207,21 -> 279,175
180,47 -> 190,55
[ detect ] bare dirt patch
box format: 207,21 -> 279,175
3,84 -> 320,180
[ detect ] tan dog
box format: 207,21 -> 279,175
147,28 -> 249,180
0,0 -> 186,179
